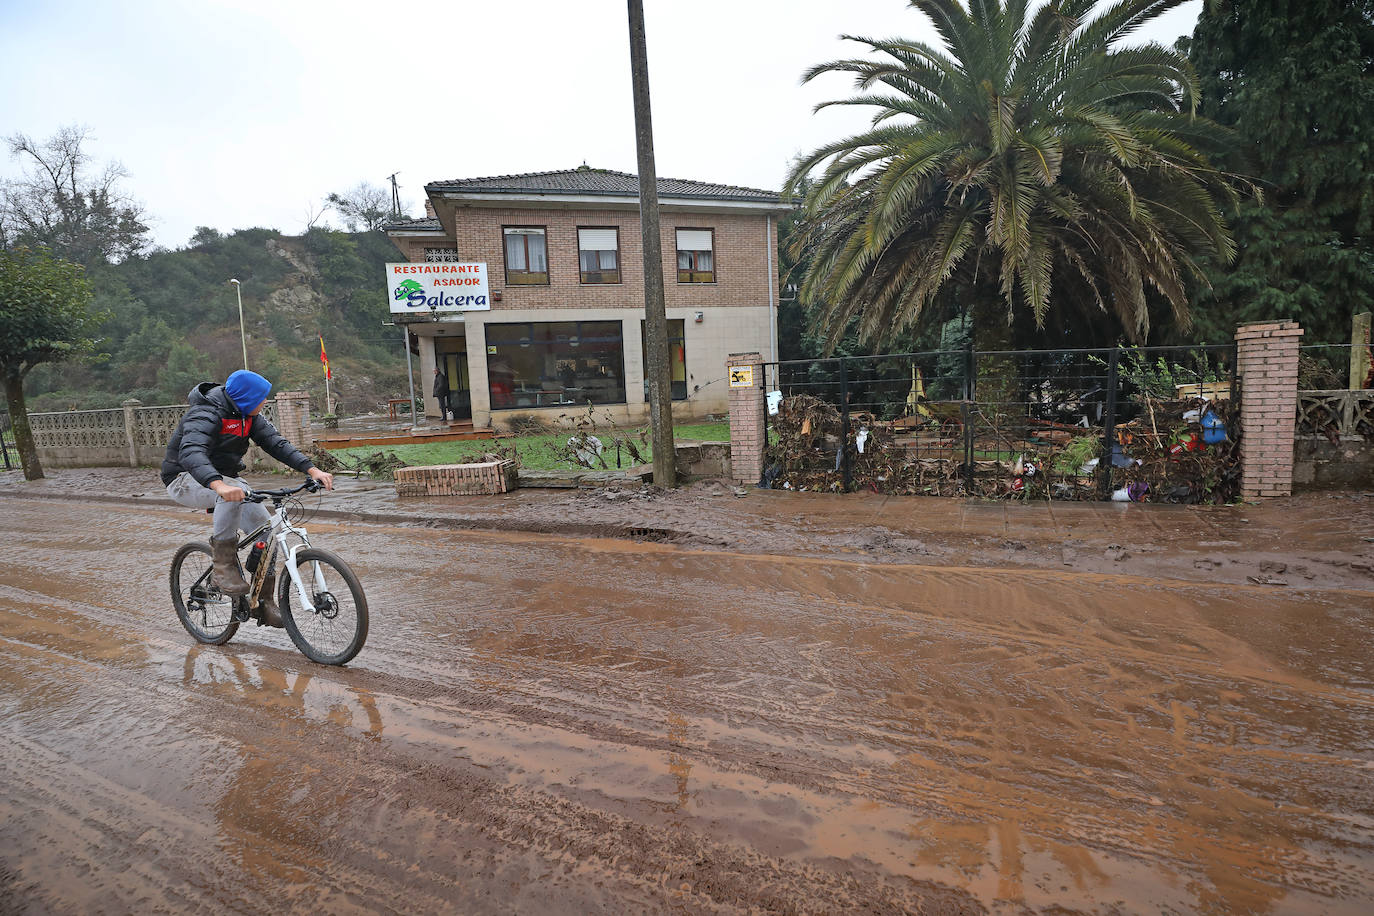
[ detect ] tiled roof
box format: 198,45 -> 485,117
381,217 -> 443,232
426,167 -> 781,203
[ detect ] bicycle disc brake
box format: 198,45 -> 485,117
314,592 -> 340,620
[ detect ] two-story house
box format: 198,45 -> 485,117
384,167 -> 787,430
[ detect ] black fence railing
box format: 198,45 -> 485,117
1297,342 -> 1360,390
0,411 -> 12,472
762,344 -> 1240,502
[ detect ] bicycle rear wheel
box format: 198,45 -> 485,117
170,542 -> 239,645
278,548 -> 368,666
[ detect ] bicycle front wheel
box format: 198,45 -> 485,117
278,548 -> 368,665
170,542 -> 239,645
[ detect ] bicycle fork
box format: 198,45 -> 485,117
277,531 -> 323,615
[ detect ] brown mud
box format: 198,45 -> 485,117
6,466 -> 1373,590
1,472 -> 1373,913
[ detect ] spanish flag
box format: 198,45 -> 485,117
319,335 -> 331,380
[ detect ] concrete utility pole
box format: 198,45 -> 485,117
627,0 -> 676,487
387,172 -> 402,219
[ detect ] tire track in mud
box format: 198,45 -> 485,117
0,504 -> 979,913
0,591 -> 976,915
2,497 -> 1372,913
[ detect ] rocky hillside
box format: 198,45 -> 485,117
25,227 -> 408,415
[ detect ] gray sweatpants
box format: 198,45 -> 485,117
166,472 -> 271,541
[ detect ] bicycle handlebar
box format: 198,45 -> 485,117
244,478 -> 323,503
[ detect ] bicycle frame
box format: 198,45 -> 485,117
239,501 -> 322,615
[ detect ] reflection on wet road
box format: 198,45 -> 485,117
1,496 -> 1372,913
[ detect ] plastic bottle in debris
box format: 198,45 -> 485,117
1201,409 -> 1228,444
1111,482 -> 1149,502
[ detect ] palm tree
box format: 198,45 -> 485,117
785,0 -> 1241,350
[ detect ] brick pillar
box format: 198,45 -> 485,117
121,399 -> 141,467
273,391 -> 313,449
1235,321 -> 1303,498
727,352 -> 765,485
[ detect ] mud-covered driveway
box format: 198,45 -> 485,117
1,493 -> 1372,913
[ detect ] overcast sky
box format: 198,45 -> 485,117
1,0 -> 1202,251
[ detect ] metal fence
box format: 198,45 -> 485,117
0,411 -> 12,472
762,344 -> 1240,502
1297,342 -> 1359,390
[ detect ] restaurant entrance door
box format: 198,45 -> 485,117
435,337 -> 471,421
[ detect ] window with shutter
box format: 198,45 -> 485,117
675,228 -> 714,283
578,227 -> 620,284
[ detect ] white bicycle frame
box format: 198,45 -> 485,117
243,498 -> 322,615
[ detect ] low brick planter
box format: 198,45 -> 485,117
394,460 -> 517,496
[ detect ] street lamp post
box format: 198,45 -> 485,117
228,278 -> 248,370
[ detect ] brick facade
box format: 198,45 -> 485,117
726,352 -> 766,485
1235,321 -> 1304,498
398,207 -> 775,314
392,200 -> 783,430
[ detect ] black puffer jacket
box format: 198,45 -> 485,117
160,382 -> 315,487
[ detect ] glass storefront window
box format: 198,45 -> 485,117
486,321 -> 626,410
641,319 -> 687,400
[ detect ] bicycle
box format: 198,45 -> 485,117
169,479 -> 369,666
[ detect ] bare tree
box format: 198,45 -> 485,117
302,198 -> 329,232
1,125 -> 149,266
326,181 -> 395,231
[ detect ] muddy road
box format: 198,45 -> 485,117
1,494 -> 1372,914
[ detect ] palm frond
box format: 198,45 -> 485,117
785,0 -> 1245,351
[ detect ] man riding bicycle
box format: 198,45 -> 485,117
161,370 -> 333,625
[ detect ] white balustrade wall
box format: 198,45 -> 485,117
28,394 -> 310,470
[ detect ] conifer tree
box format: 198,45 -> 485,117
1186,0 -> 1374,344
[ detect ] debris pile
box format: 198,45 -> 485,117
1106,397 -> 1241,504
762,393 -> 1240,503
340,449 -> 409,480
305,444 -> 344,473
763,395 -> 845,492
764,395 -> 964,495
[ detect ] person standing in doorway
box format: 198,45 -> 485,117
433,365 -> 451,423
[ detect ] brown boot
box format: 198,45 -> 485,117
210,536 -> 249,597
256,569 -> 284,628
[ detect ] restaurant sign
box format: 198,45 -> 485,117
386,262 -> 490,314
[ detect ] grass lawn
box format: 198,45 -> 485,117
330,421 -> 731,473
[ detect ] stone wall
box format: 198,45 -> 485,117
1293,439 -> 1374,490
1293,389 -> 1374,491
